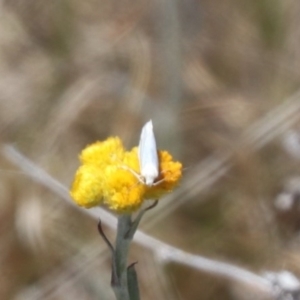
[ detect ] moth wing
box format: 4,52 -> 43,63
138,120 -> 159,179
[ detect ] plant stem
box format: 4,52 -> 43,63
112,214 -> 133,300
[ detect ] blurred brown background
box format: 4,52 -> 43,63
1,0 -> 300,299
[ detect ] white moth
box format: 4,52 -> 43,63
138,120 -> 159,186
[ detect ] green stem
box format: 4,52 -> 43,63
112,214 -> 133,300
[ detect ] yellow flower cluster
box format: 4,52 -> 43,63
70,137 -> 182,213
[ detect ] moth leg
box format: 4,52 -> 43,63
121,165 -> 145,184
153,178 -> 165,186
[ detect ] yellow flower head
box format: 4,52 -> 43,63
70,134 -> 182,213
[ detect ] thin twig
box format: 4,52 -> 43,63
2,144 -> 275,298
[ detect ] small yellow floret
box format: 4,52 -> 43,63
80,137 -> 124,166
144,151 -> 182,200
123,147 -> 140,174
70,165 -> 104,208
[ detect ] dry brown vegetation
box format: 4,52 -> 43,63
1,0 -> 300,299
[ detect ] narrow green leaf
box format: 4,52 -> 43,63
127,263 -> 140,300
